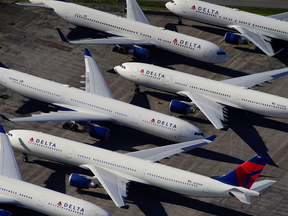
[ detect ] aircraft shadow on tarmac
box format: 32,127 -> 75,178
15,99 -> 57,115
127,183 -> 253,216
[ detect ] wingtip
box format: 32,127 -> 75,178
0,62 -> 9,69
0,114 -> 11,122
206,135 -> 217,142
0,125 -> 5,134
56,28 -> 69,43
84,48 -> 92,57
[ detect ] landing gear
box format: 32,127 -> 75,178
112,46 -> 126,54
178,17 -> 182,25
22,153 -> 28,162
63,122 -> 78,132
135,84 -> 140,93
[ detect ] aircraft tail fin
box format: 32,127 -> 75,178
212,155 -> 270,189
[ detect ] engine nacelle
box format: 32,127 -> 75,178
129,45 -> 149,60
224,32 -> 250,45
87,125 -> 110,141
69,173 -> 98,189
170,100 -> 191,115
0,209 -> 12,216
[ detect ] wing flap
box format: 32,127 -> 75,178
0,126 -> 22,180
233,26 -> 275,56
84,49 -> 113,98
126,0 -> 150,24
221,67 -> 288,88
179,91 -> 225,130
127,136 -> 216,162
81,165 -> 128,207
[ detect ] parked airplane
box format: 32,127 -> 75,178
0,49 -> 205,142
8,129 -> 276,207
16,0 -> 229,63
0,125 -> 110,216
114,62 -> 288,129
166,0 -> 288,56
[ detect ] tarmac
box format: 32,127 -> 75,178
0,2 -> 288,216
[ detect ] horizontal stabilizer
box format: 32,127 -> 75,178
250,180 -> 276,192
127,136 -> 216,162
15,3 -> 52,9
229,188 -> 250,204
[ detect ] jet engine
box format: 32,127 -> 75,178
128,45 -> 150,60
169,100 -> 196,115
87,125 -> 110,141
69,173 -> 98,189
224,32 -> 250,45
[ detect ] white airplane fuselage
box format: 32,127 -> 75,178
166,0 -> 288,42
9,130 -> 260,200
114,63 -> 288,118
0,175 -> 110,216
28,0 -> 229,63
0,67 -> 204,142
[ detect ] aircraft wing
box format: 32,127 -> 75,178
178,91 -> 225,130
0,110 -> 111,123
269,12 -> 288,21
83,49 -> 113,98
15,3 -> 53,9
220,67 -> 288,88
233,26 -> 275,57
126,0 -> 150,24
57,29 -> 152,45
0,125 -> 22,180
81,164 -> 128,208
127,135 -> 216,162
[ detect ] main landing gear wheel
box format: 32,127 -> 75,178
135,84 -> 140,93
22,153 -> 28,162
63,122 -> 78,132
178,17 -> 182,25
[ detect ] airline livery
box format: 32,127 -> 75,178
114,62 -> 288,129
8,129 -> 276,207
166,0 -> 288,56
16,0 -> 229,63
0,125 -> 110,216
0,49 -> 205,142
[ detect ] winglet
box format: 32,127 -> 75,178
271,71 -> 288,80
0,62 -> 9,69
0,125 -> 5,134
205,135 -> 217,142
212,155 -> 270,189
84,48 -> 92,57
0,114 -> 11,122
56,28 -> 69,43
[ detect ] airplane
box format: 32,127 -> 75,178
114,62 -> 288,130
0,49 -> 205,142
15,0 -> 229,64
8,129 -> 276,207
165,0 -> 288,56
0,125 -> 111,216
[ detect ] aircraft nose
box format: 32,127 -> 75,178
216,48 -> 229,63
165,2 -> 173,11
113,66 -> 120,75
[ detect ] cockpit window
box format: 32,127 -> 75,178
6,132 -> 12,137
170,0 -> 175,3
120,64 -> 126,69
217,52 -> 226,55
194,132 -> 204,136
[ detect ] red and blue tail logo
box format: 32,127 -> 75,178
213,155 -> 270,189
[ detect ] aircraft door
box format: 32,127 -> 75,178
89,211 -> 97,216
132,113 -> 139,124
163,75 -> 172,86
179,127 -> 186,138
236,95 -> 241,105
141,169 -> 146,178
61,93 -> 65,103
64,9 -> 70,18
66,148 -> 74,159
203,48 -> 209,57
131,67 -> 138,78
203,183 -> 210,193
37,195 -> 45,207
1,73 -> 7,84
182,4 -> 189,13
